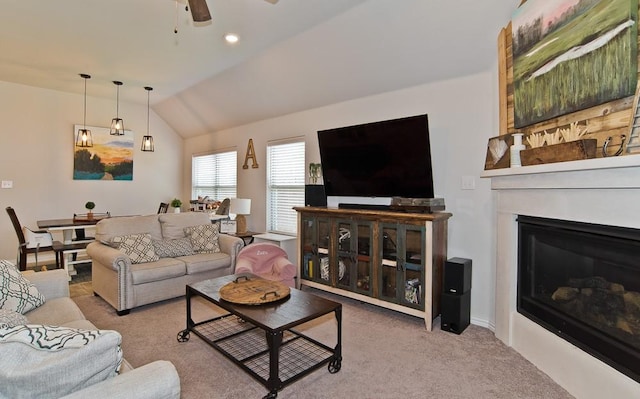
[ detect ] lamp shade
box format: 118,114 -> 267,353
230,198 -> 251,215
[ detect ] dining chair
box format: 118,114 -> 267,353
5,207 -> 62,271
158,202 -> 169,214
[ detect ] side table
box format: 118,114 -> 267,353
225,231 -> 262,246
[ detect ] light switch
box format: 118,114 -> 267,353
461,176 -> 475,190
1,180 -> 13,189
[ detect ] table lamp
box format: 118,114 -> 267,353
230,198 -> 251,234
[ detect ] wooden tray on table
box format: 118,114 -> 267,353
219,276 -> 290,305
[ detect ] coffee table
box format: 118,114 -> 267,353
177,274 -> 342,399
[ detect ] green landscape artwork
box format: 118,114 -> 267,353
512,0 -> 638,128
73,125 -> 134,180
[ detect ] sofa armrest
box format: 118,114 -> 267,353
60,360 -> 180,399
86,241 -> 131,271
218,234 -> 244,266
24,269 -> 70,300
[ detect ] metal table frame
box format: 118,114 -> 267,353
177,274 -> 342,399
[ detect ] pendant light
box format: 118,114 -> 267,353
141,86 -> 155,152
110,81 -> 125,135
75,74 -> 93,148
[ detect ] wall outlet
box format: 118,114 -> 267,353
461,176 -> 475,190
1,180 -> 13,189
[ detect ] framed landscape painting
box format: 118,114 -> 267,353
73,125 -> 134,180
512,0 -> 638,128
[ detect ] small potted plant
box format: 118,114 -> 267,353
85,201 -> 96,219
170,198 -> 182,213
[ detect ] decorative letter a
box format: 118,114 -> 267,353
243,138 -> 259,169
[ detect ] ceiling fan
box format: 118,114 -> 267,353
187,0 -> 279,23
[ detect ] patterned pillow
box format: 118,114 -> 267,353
112,233 -> 159,264
0,309 -> 28,329
0,325 -> 123,398
153,238 -> 194,258
185,223 -> 221,254
0,260 -> 45,314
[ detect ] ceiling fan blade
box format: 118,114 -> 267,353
188,0 -> 211,22
264,0 -> 279,4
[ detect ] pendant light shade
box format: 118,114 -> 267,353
110,81 -> 125,135
75,74 -> 93,148
141,86 -> 155,152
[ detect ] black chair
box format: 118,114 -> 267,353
158,202 -> 169,214
6,207 -> 62,271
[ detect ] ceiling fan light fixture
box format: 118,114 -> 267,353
224,33 -> 239,44
76,73 -> 93,148
110,81 -> 125,135
142,86 -> 155,152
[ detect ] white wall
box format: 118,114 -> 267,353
183,70 -> 498,326
0,81 -> 183,263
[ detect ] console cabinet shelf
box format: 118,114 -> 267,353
295,207 -> 451,330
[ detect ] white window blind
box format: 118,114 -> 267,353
192,151 -> 237,200
267,141 -> 305,234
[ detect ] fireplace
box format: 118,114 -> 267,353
483,156 -> 640,397
517,215 -> 640,383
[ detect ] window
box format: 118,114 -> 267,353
192,150 -> 237,201
267,140 -> 305,234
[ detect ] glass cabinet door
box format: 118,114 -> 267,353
317,218 -> 331,285
301,216 -> 315,280
355,222 -> 372,295
378,223 -> 425,309
379,224 -> 399,302
400,225 -> 425,310
336,220 -> 353,290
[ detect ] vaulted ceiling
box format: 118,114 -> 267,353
0,0 -> 517,138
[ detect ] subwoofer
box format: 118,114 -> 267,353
305,184 -> 327,207
441,291 -> 471,334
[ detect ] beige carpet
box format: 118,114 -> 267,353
73,289 -> 574,399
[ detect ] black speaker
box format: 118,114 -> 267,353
305,185 -> 327,207
441,291 -> 471,334
443,257 -> 472,295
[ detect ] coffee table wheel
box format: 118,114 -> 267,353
328,358 -> 341,373
177,329 -> 190,342
262,390 -> 277,399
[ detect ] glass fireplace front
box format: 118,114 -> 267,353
517,215 -> 640,382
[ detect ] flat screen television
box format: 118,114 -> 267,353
317,114 -> 434,207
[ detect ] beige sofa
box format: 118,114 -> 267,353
87,212 -> 244,315
1,269 -> 180,399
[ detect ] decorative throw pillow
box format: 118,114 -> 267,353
112,233 -> 159,264
0,260 -> 45,314
0,309 -> 28,329
0,324 -> 123,398
153,238 -> 194,258
185,223 -> 221,254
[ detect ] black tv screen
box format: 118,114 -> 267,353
317,114 -> 434,199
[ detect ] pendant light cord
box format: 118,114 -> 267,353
147,89 -> 150,134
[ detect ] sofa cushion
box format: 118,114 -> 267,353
130,258 -> 187,285
113,233 -> 160,264
153,238 -> 194,258
0,309 -> 28,328
95,214 -> 163,244
185,223 -> 221,254
0,260 -> 45,314
159,212 -> 212,239
178,252 -> 232,274
0,325 -> 122,398
25,297 -> 86,326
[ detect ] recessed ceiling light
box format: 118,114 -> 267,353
224,33 -> 239,44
